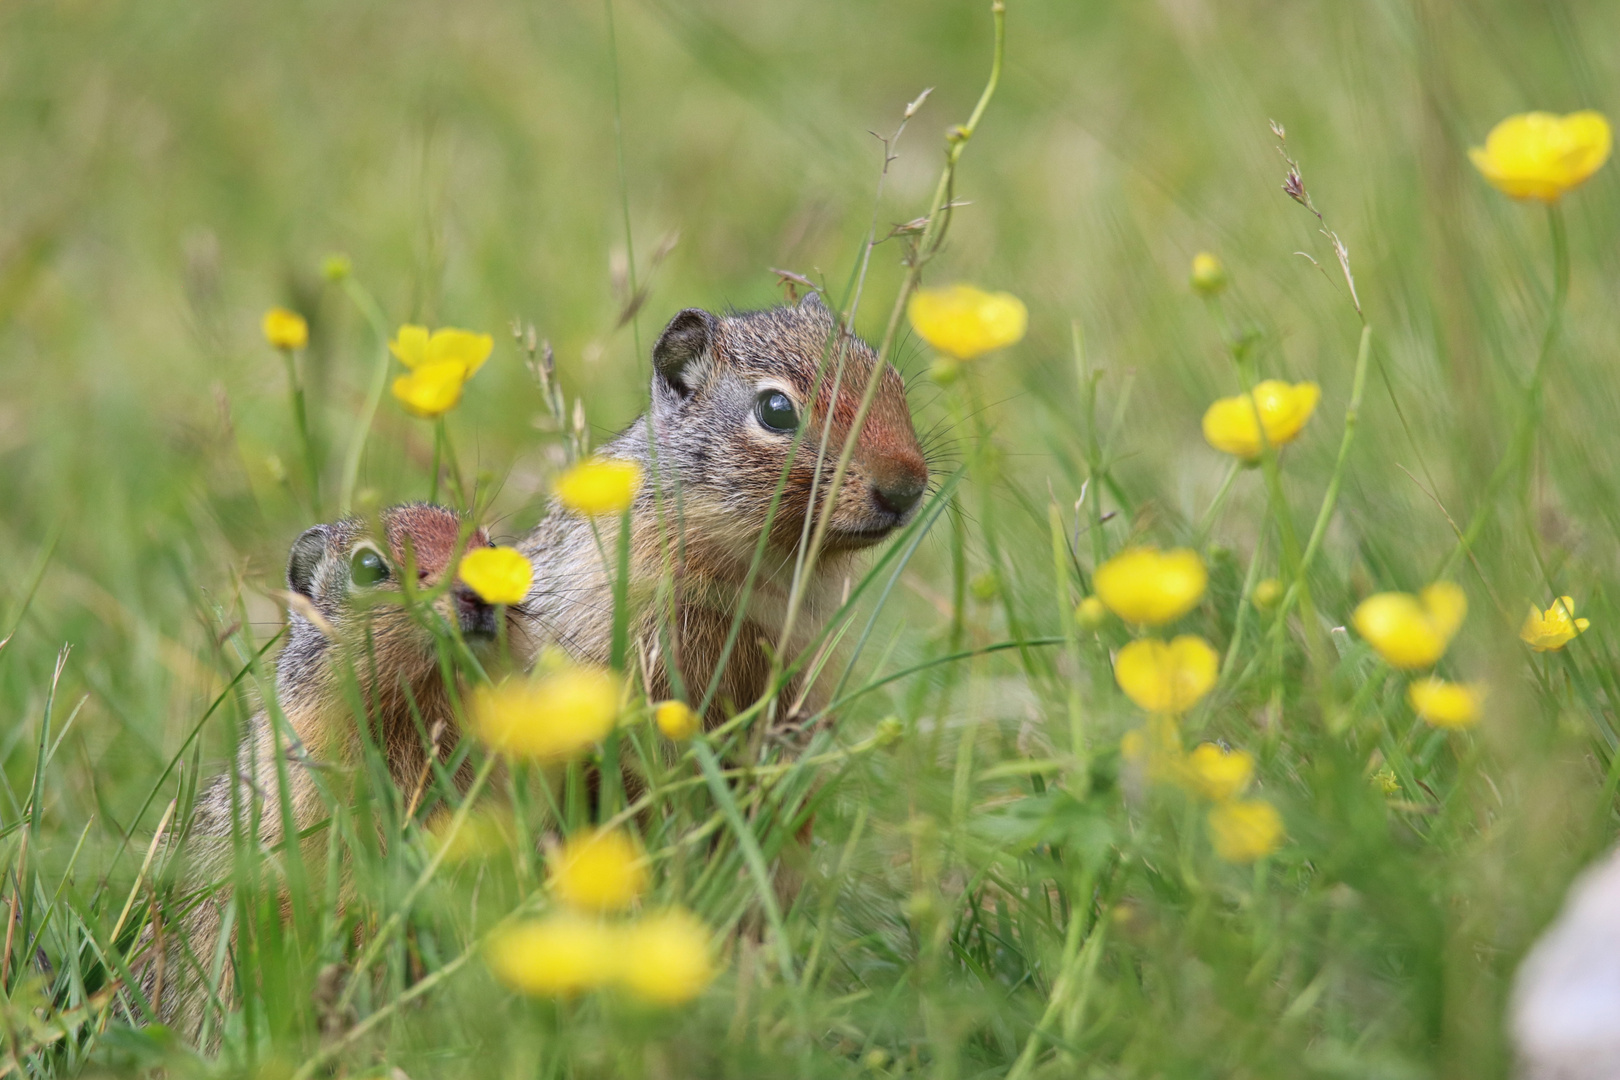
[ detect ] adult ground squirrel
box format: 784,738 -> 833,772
519,293 -> 928,733
151,503 -> 529,1037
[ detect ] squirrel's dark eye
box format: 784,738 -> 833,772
350,548 -> 389,587
755,390 -> 798,434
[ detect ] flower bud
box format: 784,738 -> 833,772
928,356 -> 960,385
1252,578 -> 1283,611
1074,595 -> 1108,630
1190,252 -> 1227,296
321,253 -> 353,281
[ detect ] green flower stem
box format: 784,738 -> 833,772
281,347 -> 320,517
1195,458 -> 1243,543
1235,353 -> 1323,662
1439,202 -> 1568,578
429,419 -> 443,504
1051,504 -> 1086,767
1073,320 -> 1109,568
1266,323 -> 1373,633
1219,529 -> 1269,682
337,275 -> 395,513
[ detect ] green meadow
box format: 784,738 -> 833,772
1,0 -> 1619,1075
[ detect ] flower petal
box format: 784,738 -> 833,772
390,324 -> 431,368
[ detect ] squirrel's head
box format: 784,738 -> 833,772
645,294 -> 929,555
284,504 -> 516,669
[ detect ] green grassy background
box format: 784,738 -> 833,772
2,0 -> 1619,1075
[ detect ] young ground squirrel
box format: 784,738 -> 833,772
518,293 -> 929,733
151,503 -> 529,1037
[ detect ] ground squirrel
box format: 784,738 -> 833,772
518,293 -> 929,734
151,503 -> 530,1038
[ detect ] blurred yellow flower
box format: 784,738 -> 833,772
1114,635 -> 1219,714
617,908 -> 715,1005
1201,380 -> 1321,460
390,325 -> 494,377
1469,111 -> 1612,202
1094,547 -> 1207,626
1406,678 -> 1484,730
485,914 -> 619,997
1074,595 -> 1109,631
430,809 -> 513,865
555,458 -> 643,517
459,546 -> 533,606
550,829 -> 648,912
470,666 -> 621,760
1252,578 -> 1283,611
1186,742 -> 1254,801
1190,252 -> 1227,295
262,307 -> 309,350
391,362 -> 469,418
1351,582 -> 1467,670
653,699 -> 700,741
1520,596 -> 1590,652
906,285 -> 1028,361
1207,799 -> 1284,863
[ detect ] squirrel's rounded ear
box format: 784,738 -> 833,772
287,526 -> 330,599
797,291 -> 832,320
652,308 -> 719,398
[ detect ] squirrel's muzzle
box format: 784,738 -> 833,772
454,583 -> 498,638
872,470 -> 926,518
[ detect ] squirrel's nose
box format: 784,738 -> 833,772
454,583 -> 497,636
872,472 -> 926,518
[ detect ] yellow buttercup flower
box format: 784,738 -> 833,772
653,700 -> 700,741
617,908 -> 716,1006
485,914 -> 619,997
1186,743 -> 1254,801
1469,111 -> 1612,202
1093,547 -> 1207,626
1351,582 -> 1467,670
389,325 -> 495,377
550,829 -> 648,912
554,458 -> 644,517
458,546 -> 533,606
1207,799 -> 1284,863
1252,578 -> 1283,611
388,324 -> 493,418
1406,678 -> 1484,730
391,362 -> 470,418
1113,636 -> 1219,714
1190,252 -> 1227,295
1074,595 -> 1108,631
1201,381 -> 1321,460
906,285 -> 1028,361
1520,597 -> 1590,653
470,666 -> 621,761
262,307 -> 309,350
